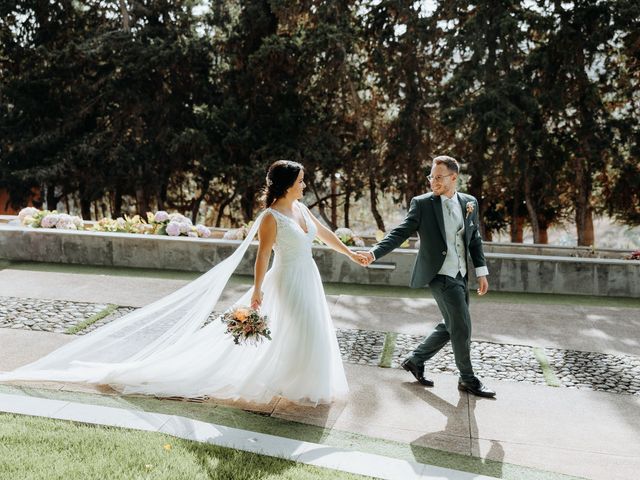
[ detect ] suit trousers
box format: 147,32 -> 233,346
408,273 -> 475,382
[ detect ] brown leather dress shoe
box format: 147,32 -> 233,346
401,359 -> 434,387
458,379 -> 496,398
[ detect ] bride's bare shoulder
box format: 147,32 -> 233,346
258,211 -> 277,240
262,209 -> 277,225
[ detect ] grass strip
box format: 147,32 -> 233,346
533,347 -> 561,387
66,304 -> 119,335
0,412 -> 371,480
378,332 -> 397,368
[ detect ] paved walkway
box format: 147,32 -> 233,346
2,295 -> 639,395
1,264 -> 639,480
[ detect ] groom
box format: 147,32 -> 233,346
362,156 -> 495,398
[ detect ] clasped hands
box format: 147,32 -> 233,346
349,251 -> 374,267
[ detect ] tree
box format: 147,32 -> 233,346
601,0 -> 640,226
528,0 -> 620,245
436,0 -> 536,240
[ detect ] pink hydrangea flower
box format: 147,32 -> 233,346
41,214 -> 59,228
154,211 -> 169,222
169,213 -> 189,223
18,207 -> 39,223
196,224 -> 211,238
166,222 -> 181,236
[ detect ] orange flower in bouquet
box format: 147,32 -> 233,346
234,308 -> 250,322
221,306 -> 271,345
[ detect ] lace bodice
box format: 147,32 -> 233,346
267,202 -> 317,266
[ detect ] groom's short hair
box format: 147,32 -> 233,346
432,155 -> 459,174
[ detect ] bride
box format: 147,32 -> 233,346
0,160 -> 368,405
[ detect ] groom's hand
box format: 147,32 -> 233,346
476,276 -> 489,296
362,251 -> 374,266
349,252 -> 369,266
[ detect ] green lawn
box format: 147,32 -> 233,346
0,412 -> 372,480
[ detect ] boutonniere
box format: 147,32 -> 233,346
465,202 -> 475,219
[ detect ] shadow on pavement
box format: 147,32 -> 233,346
404,382 -> 505,478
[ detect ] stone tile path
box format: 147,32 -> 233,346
2,295 -> 639,396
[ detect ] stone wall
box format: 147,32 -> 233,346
1,225 -> 638,298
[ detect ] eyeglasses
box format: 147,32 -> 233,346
427,174 -> 453,182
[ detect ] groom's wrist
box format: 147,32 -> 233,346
475,266 -> 489,277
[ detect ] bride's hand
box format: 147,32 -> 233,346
349,251 -> 368,266
251,289 -> 263,310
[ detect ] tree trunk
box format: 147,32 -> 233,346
330,174 -> 338,228
119,0 -> 131,32
369,173 -> 385,231
576,206 -> 594,246
510,215 -> 524,243
538,224 -> 549,244
309,180 -> 336,229
510,188 -> 524,242
191,193 -> 205,225
113,189 -> 123,218
80,197 -> 91,221
136,187 -> 150,218
45,184 -> 58,211
343,184 -> 351,229
191,177 -> 211,224
215,204 -> 226,228
573,155 -> 595,246
215,194 -> 234,228
523,172 -> 541,244
240,186 -> 254,224
157,185 -> 166,211
191,197 -> 203,224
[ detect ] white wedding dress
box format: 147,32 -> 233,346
0,202 -> 349,405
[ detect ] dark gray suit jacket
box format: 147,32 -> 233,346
371,192 -> 487,288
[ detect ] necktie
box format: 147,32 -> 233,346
445,199 -> 454,217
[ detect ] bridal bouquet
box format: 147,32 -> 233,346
221,307 -> 271,345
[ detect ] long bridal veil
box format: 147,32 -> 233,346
0,211 -> 267,382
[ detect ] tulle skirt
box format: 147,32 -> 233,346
5,257 -> 349,406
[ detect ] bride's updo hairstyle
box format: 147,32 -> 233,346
262,160 -> 305,208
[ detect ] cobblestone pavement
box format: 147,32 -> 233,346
336,328 -> 386,365
393,334 -> 548,385
0,297 -> 108,334
1,296 -> 638,396
545,347 -> 640,394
